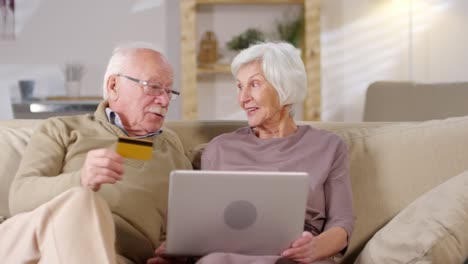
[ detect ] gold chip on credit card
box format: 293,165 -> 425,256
116,137 -> 153,160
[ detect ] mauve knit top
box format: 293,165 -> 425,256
201,125 -> 355,246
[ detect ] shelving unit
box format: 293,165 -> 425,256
197,63 -> 231,74
180,0 -> 321,120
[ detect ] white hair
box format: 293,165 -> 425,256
102,41 -> 167,99
230,42 -> 307,116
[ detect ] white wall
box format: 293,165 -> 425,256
411,0 -> 468,82
1,0 -> 467,121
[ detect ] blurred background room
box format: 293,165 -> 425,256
0,0 -> 467,121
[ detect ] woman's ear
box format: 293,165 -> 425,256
280,104 -> 293,118
106,75 -> 119,101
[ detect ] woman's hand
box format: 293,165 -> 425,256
147,242 -> 188,264
281,231 -> 318,264
281,227 -> 348,264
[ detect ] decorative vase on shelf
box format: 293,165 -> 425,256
66,81 -> 81,97
64,62 -> 84,97
198,31 -> 219,65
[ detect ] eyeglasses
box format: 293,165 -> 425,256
116,74 -> 180,101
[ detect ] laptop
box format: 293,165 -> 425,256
165,170 -> 309,256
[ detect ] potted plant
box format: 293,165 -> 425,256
276,14 -> 304,48
226,28 -> 265,51
221,28 -> 265,64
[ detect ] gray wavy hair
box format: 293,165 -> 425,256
230,42 -> 307,116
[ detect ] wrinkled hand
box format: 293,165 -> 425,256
80,149 -> 124,191
281,231 -> 318,264
147,242 -> 188,264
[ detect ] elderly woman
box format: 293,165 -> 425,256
199,42 -> 355,264
149,42 -> 354,264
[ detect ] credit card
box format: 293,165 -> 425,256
116,137 -> 153,160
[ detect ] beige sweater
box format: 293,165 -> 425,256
9,101 -> 192,262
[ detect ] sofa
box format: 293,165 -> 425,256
0,117 -> 468,263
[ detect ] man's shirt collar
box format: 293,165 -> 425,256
105,108 -> 162,138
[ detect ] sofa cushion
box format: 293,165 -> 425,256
0,126 -> 35,218
355,169 -> 468,263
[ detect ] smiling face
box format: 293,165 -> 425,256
106,49 -> 173,136
236,61 -> 284,129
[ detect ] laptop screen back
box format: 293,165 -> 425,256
166,170 -> 309,256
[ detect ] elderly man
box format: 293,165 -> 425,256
0,43 -> 192,263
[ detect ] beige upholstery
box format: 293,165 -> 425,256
364,81 -> 468,121
356,169 -> 468,263
0,125 -> 39,218
1,117 -> 468,263
335,117 -> 468,262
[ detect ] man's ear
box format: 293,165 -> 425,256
106,75 -> 119,101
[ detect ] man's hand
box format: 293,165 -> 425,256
80,149 -> 124,191
147,242 -> 188,264
281,231 -> 319,264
